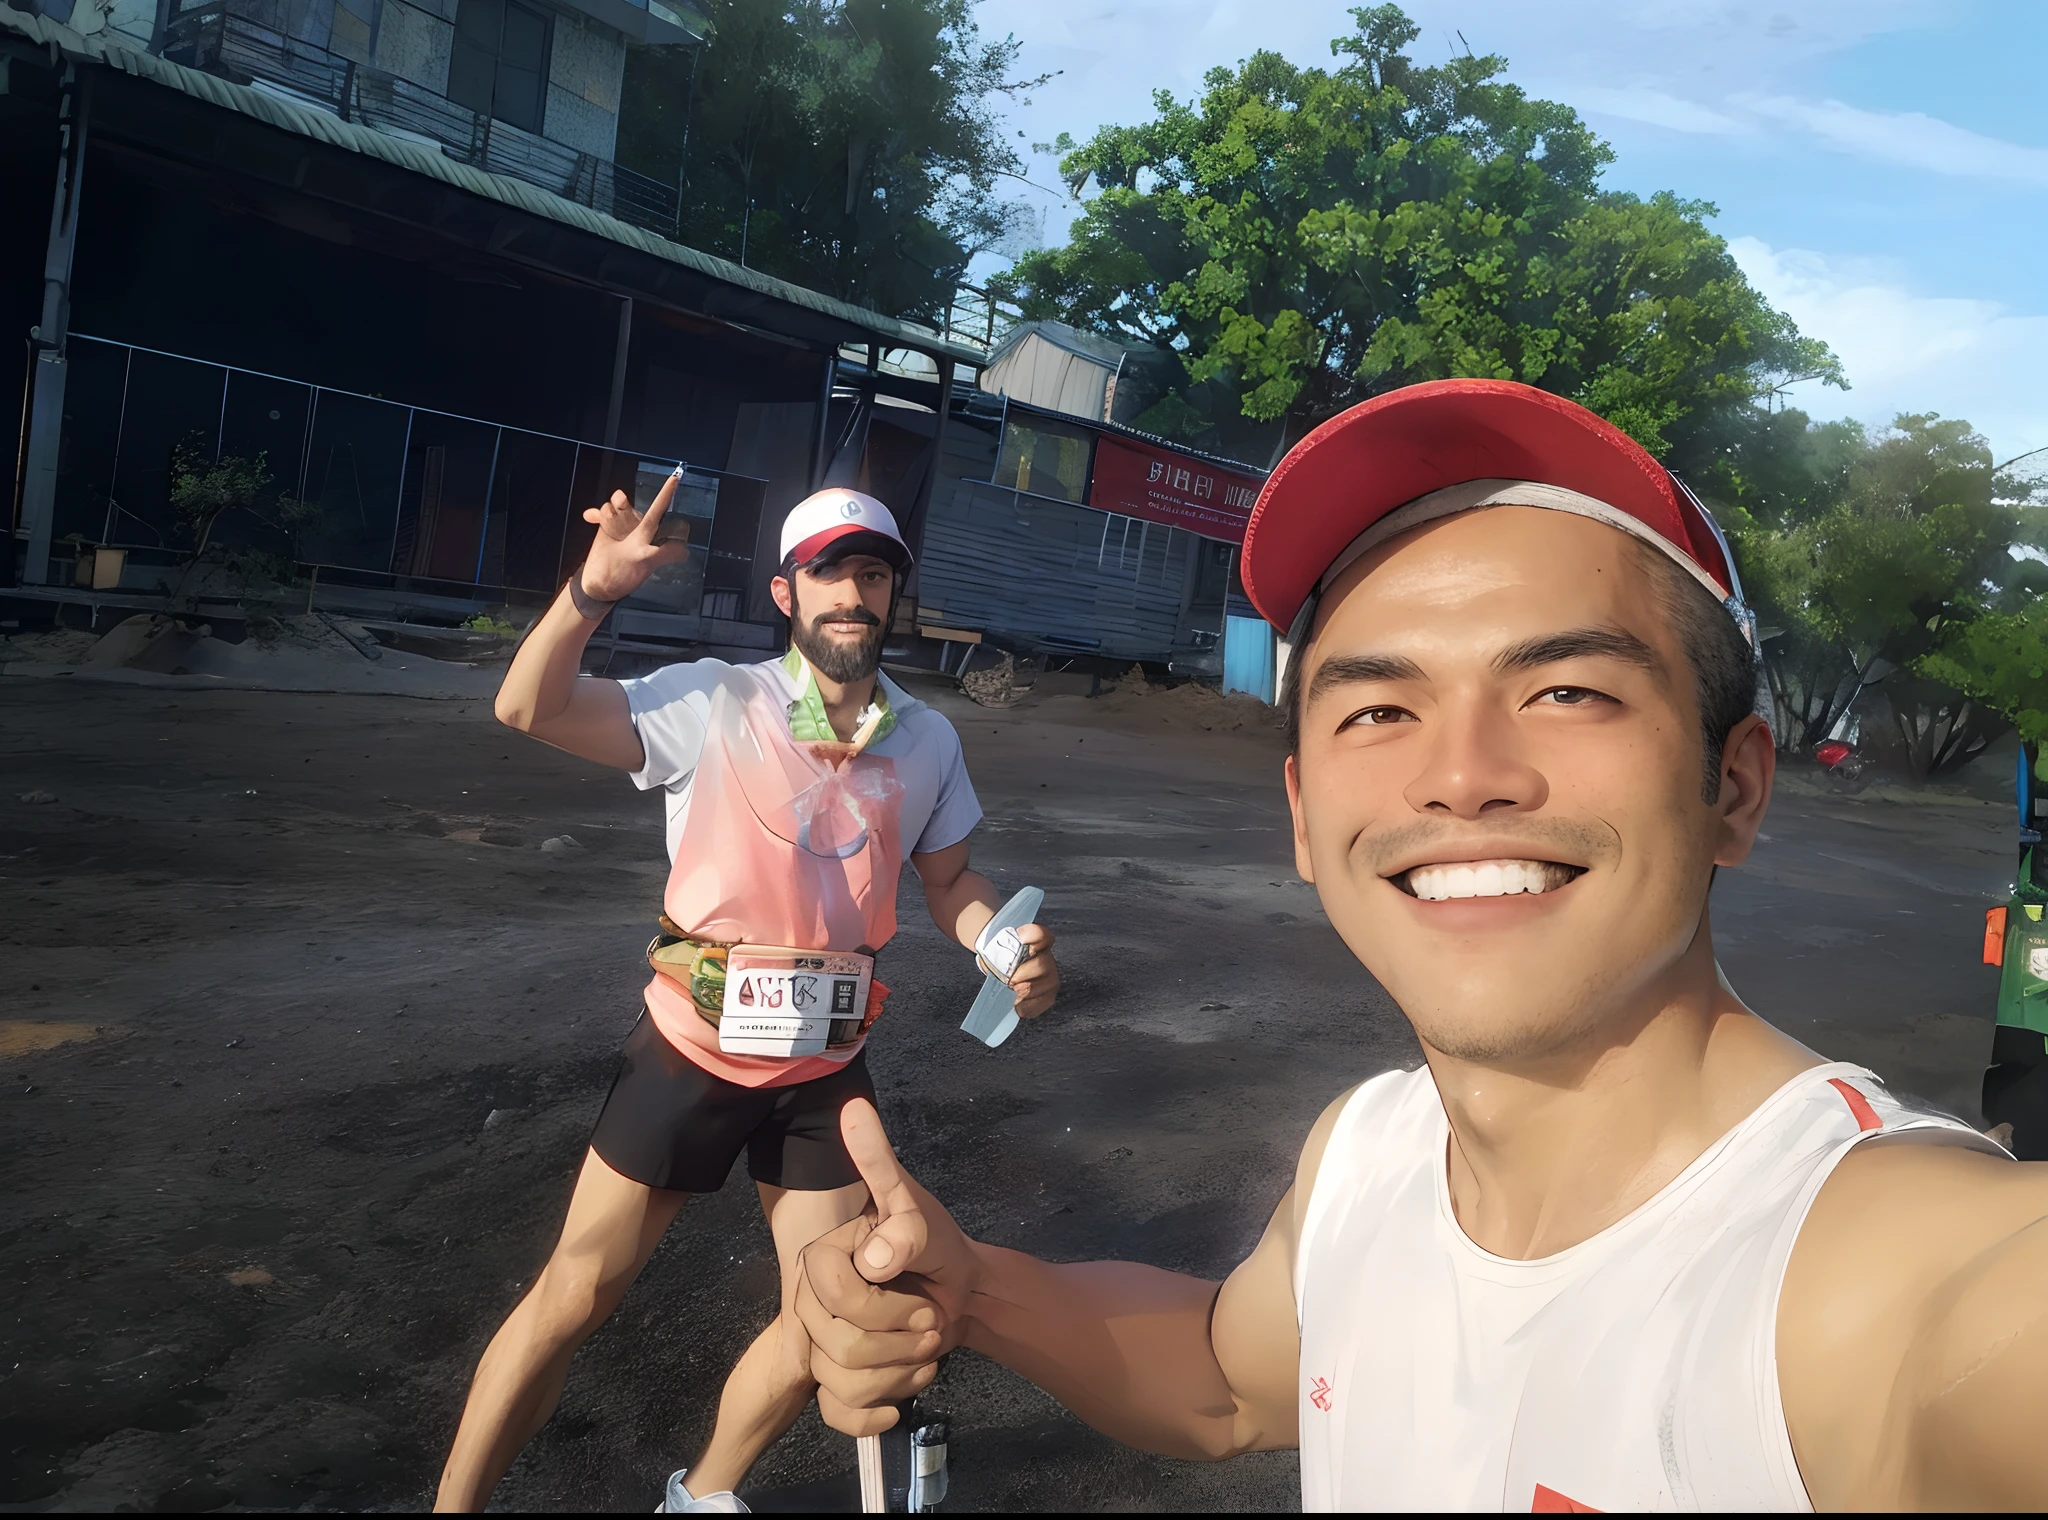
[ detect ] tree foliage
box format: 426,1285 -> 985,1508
617,0 -> 1044,320
1723,412 -> 2047,775
995,4 -> 1839,462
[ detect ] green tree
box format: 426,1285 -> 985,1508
1919,609 -> 2048,751
995,4 -> 1838,462
1728,413 -> 2032,773
617,0 -> 1045,320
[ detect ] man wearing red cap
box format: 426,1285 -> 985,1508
792,381 -> 2048,1511
434,480 -> 1059,1512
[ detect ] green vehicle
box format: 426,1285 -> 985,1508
1983,742 -> 2048,1157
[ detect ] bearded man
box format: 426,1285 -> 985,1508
792,381 -> 2048,1512
435,483 -> 1058,1513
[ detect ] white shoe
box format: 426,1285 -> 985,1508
658,1468 -> 750,1513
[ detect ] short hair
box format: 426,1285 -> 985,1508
1280,532 -> 1757,803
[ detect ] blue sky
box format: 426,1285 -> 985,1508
971,0 -> 2048,471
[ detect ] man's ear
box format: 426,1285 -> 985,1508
1284,752 -> 1316,884
1711,714 -> 1776,868
770,575 -> 793,618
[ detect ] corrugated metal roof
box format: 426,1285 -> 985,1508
985,319 -> 1131,372
0,5 -> 986,368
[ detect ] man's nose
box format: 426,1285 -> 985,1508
1401,698 -> 1547,819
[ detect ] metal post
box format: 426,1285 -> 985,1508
808,352 -> 836,492
20,65 -> 89,587
673,41 -> 701,236
473,424 -> 503,584
603,295 -> 632,456
901,355 -> 953,563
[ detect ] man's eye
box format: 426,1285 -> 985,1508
1531,686 -> 1614,708
1342,705 -> 1416,729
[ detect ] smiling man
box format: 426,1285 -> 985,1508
789,380 -> 2048,1511
434,483 -> 1057,1513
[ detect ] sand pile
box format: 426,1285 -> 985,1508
1088,665 -> 1282,735
3,612 -> 500,699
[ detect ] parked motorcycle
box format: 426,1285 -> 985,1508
1813,738 -> 1871,793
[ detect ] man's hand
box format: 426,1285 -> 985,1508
796,1099 -> 975,1435
1006,923 -> 1059,1019
910,846 -> 1062,1021
577,472 -> 690,604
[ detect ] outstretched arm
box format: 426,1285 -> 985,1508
494,476 -> 690,769
796,1093 -> 1352,1456
957,1187 -> 1301,1458
1781,1140 -> 2048,1510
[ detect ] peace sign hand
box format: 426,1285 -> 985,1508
577,469 -> 691,603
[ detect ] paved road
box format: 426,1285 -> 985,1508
0,670 -> 2013,1511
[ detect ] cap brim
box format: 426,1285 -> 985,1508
1241,380 -> 1733,632
785,525 -> 912,571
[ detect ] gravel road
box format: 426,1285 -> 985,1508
0,665 -> 2013,1510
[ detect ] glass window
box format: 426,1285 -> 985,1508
495,2 -> 550,135
621,459 -> 713,615
492,429 -> 579,593
993,414 -> 1094,504
396,412 -> 499,583
298,391 -> 409,572
448,0 -> 550,135
108,349 -> 227,553
51,338 -> 129,548
209,371 -> 314,560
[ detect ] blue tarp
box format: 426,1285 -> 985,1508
1223,615 -> 1276,704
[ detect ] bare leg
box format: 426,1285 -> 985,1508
435,1149 -> 689,1511
680,1179 -> 870,1497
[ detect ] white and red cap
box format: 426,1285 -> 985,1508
1241,379 -> 1753,649
778,488 -> 913,573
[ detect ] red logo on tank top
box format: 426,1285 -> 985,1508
1308,1376 -> 1333,1412
1531,1484 -> 1601,1512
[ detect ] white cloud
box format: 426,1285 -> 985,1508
1736,95 -> 2048,187
1569,86 -> 1749,137
1729,236 -> 2048,465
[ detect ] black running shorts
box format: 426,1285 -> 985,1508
588,1010 -> 877,1193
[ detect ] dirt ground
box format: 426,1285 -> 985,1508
0,652 -> 2016,1512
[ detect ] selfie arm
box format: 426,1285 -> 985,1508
959,1193 -> 1300,1459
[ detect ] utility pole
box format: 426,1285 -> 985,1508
18,63 -> 89,589
671,41 -> 701,238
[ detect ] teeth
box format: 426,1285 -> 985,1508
1405,859 -> 1573,902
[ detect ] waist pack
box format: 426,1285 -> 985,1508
648,917 -> 883,1057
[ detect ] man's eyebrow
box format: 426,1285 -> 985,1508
1492,626 -> 1661,675
1308,652 -> 1428,702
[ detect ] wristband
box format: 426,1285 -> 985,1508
568,572 -> 618,621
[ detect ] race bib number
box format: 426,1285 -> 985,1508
719,948 -> 873,1058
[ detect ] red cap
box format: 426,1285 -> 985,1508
1241,380 -> 1738,634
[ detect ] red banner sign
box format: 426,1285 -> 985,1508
1086,433 -> 1263,543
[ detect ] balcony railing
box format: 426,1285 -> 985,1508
934,283 -> 1023,356
159,4 -> 681,237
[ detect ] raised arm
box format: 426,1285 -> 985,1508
494,477 -> 689,770
796,1091 -> 1353,1456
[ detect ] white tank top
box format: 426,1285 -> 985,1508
1293,1061 -> 1996,1512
